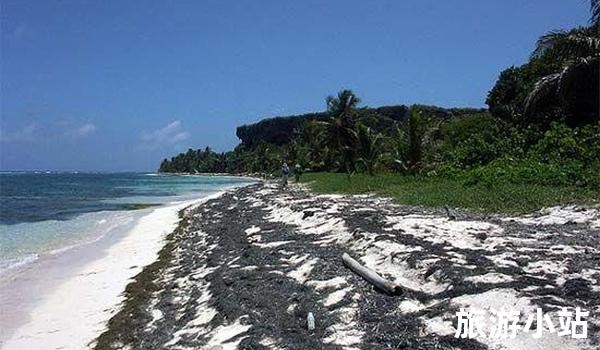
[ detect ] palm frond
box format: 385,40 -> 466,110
591,0 -> 600,26
532,30 -> 567,59
524,73 -> 560,116
355,124 -> 383,175
556,56 -> 600,122
531,26 -> 600,60
326,89 -> 360,118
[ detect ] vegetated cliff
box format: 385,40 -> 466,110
157,103 -> 486,174
236,104 -> 485,146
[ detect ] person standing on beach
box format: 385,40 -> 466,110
294,163 -> 303,182
281,162 -> 290,188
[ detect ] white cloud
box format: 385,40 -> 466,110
139,120 -> 190,150
1,121 -> 97,143
67,123 -> 96,138
0,123 -> 38,142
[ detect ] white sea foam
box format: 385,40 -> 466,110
0,253 -> 39,276
0,210 -> 137,276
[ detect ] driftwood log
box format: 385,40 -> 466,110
342,253 -> 403,295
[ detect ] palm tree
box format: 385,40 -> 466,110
298,120 -> 327,170
356,123 -> 383,175
326,89 -> 361,119
406,108 -> 427,169
392,108 -> 433,173
525,1 -> 600,124
322,89 -> 361,173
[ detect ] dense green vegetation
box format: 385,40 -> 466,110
159,147 -> 231,173
235,105 -> 483,146
160,2 -> 599,212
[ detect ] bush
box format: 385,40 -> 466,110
461,158 -> 599,189
440,114 -> 525,168
530,122 -> 600,165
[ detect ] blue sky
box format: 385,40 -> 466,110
0,1 -> 590,171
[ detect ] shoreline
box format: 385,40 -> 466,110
157,171 -> 268,182
0,190 -> 231,350
3,180 -> 598,349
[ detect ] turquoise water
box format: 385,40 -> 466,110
0,172 -> 253,271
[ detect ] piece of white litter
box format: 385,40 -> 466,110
151,309 -> 163,322
286,303 -> 297,314
465,272 -> 514,284
245,226 -> 261,235
307,312 -> 315,331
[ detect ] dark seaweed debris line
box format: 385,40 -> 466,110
94,182 -> 600,349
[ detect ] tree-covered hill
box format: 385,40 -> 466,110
236,104 -> 485,147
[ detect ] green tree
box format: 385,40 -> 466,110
250,142 -> 275,173
296,120 -> 327,170
322,89 -> 361,174
524,1 -> 600,125
406,108 -> 427,170
356,123 -> 383,175
389,107 -> 438,173
487,2 -> 600,127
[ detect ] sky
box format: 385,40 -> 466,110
0,0 -> 590,172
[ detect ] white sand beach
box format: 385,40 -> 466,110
0,192 -> 225,350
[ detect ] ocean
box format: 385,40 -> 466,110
0,172 -> 253,274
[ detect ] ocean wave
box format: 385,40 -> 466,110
0,253 -> 39,275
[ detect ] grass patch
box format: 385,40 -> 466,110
298,172 -> 599,214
